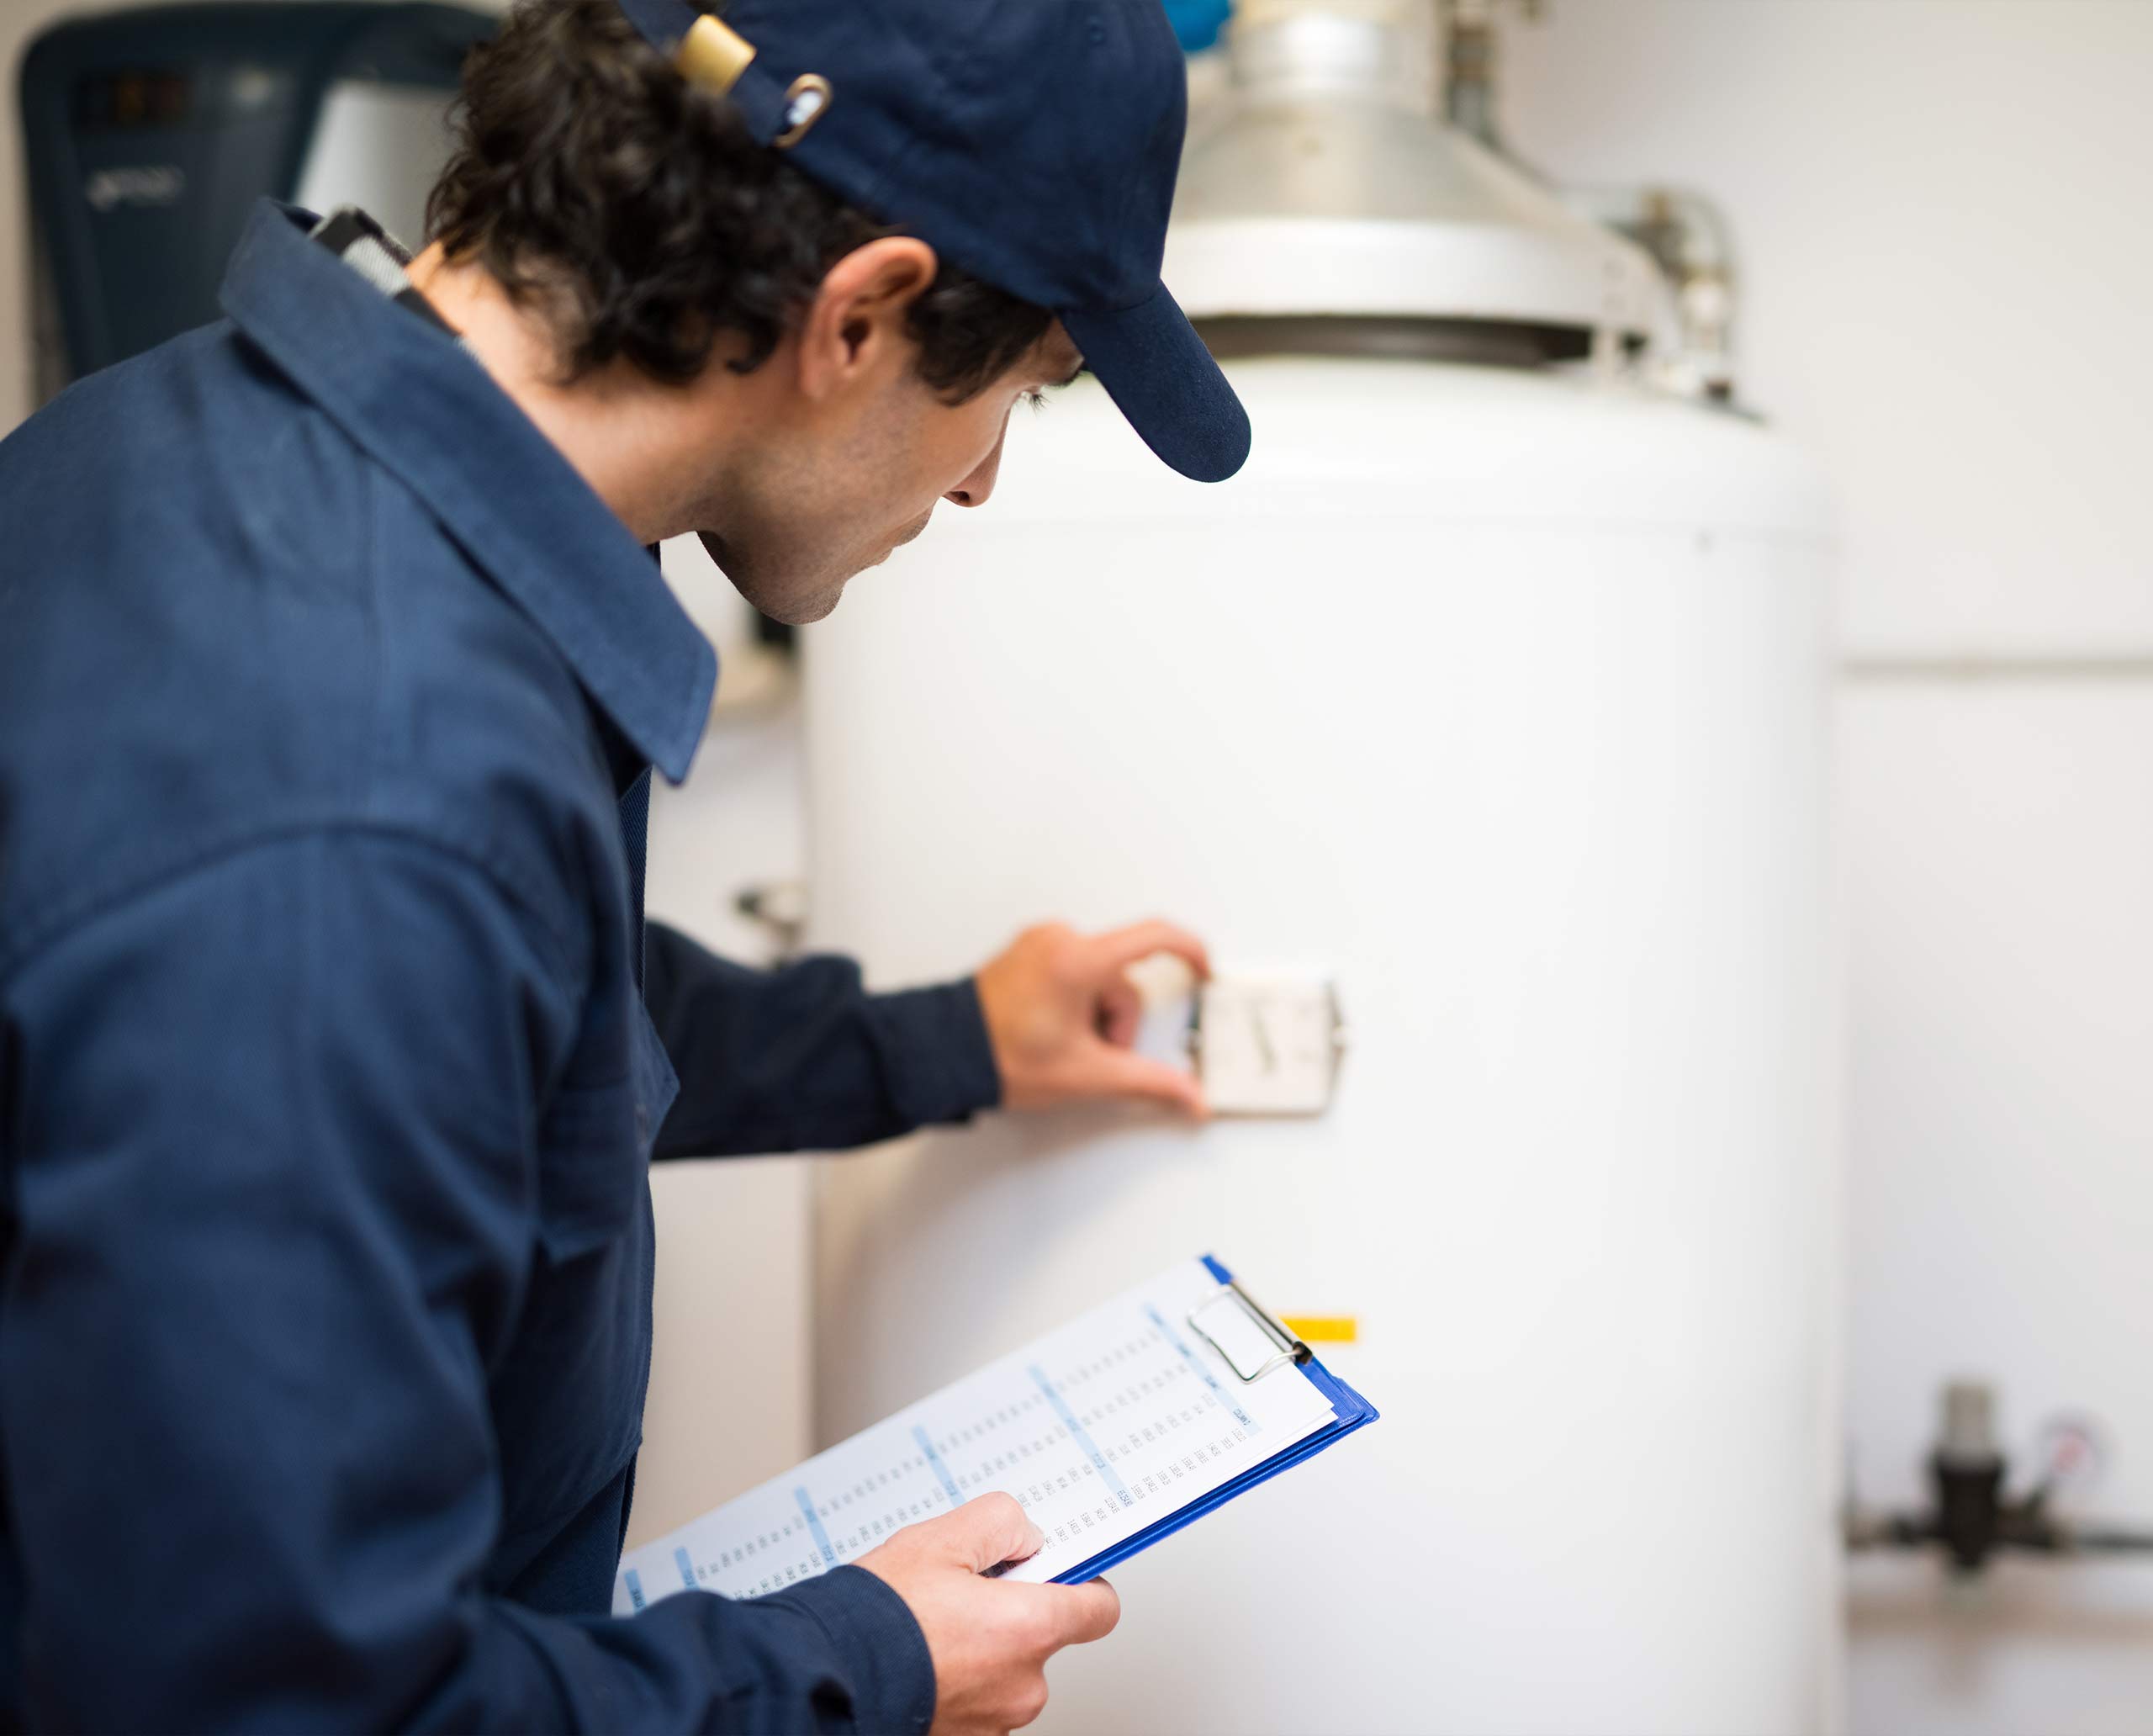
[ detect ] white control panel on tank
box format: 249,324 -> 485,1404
1189,975 -> 1346,1116
1124,955 -> 1346,1117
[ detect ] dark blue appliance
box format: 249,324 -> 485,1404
19,2 -> 491,401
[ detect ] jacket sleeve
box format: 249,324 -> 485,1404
0,831 -> 935,1733
642,919 -> 1002,1161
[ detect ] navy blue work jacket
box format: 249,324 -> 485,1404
0,201 -> 1001,1731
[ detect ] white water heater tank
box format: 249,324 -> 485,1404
806,8 -> 1838,1731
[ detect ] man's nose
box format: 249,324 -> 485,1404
945,420 -> 1010,510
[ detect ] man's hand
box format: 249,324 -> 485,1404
858,1494 -> 1121,1735
974,921 -> 1211,1119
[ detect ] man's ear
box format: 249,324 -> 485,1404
796,236 -> 938,402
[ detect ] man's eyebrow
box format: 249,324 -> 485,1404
1050,359 -> 1086,389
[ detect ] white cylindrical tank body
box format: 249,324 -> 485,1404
804,352 -> 1837,1734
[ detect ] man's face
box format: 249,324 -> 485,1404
696,314 -> 1085,627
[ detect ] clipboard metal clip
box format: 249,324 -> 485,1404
1188,1280 -> 1313,1384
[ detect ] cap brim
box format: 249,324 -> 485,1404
1061,282 -> 1251,484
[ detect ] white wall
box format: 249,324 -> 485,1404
1505,0 -> 2153,659
1505,6 -> 2153,1733
1838,680 -> 2153,1736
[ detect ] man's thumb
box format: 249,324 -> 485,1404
939,1491 -> 1044,1572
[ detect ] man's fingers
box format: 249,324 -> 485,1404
1034,1578 -> 1122,1649
938,1491 -> 1043,1571
1084,1042 -> 1209,1119
1083,919 -> 1211,982
1096,975 -> 1141,1048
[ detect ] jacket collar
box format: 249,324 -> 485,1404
220,201 -> 717,785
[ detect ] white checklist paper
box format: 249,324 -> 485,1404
614,1257 -> 1337,1612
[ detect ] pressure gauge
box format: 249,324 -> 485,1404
1188,977 -> 1346,1116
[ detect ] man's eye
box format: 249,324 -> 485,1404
1023,389 -> 1050,411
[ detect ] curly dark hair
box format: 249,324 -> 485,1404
425,0 -> 1054,400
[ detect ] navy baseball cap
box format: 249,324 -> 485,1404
613,0 -> 1251,482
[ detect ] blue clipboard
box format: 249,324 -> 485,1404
1045,1252 -> 1379,1585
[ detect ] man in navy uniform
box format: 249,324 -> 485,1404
0,0 -> 1250,1728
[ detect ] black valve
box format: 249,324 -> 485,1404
1846,1382 -> 2153,1575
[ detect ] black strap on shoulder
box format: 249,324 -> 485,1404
309,207 -> 462,341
